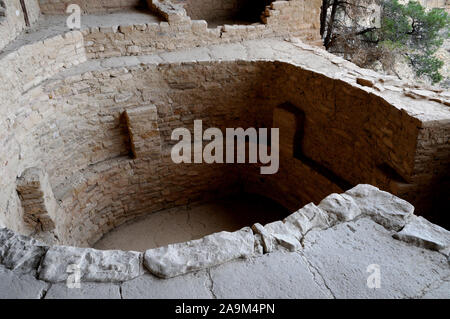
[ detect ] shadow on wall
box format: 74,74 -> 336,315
178,0 -> 275,24
236,0 -> 275,22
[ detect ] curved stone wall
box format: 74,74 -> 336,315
0,0 -> 449,248
1,46 -> 449,246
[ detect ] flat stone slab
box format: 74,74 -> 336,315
0,227 -> 48,275
209,251 -> 333,299
121,271 -> 212,299
45,282 -> 121,299
38,246 -> 142,283
302,218 -> 450,298
144,227 -> 255,278
0,265 -> 48,299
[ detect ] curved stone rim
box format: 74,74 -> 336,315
1,184 -> 449,283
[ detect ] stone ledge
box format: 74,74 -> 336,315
394,215 -> 450,255
1,184 -> 449,283
144,227 -> 256,279
38,246 -> 143,283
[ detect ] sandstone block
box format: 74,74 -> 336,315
345,184 -> 414,230
143,227 -> 255,278
38,246 -> 143,283
285,202 -> 334,234
394,215 -> 450,253
319,193 -> 362,222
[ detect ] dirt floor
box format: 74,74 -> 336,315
94,193 -> 290,251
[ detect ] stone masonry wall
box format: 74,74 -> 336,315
84,0 -> 322,59
3,54 -> 447,246
171,0 -> 272,22
0,1 -> 448,246
38,0 -> 143,14
0,0 -> 40,51
0,30 -> 87,237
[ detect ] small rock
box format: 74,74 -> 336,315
285,203 -> 334,234
319,193 -> 362,222
345,184 -> 414,231
252,223 -> 273,253
272,233 -> 301,252
262,220 -> 302,251
357,77 -> 375,87
394,216 -> 450,253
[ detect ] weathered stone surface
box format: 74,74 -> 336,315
261,220 -> 302,252
319,193 -> 362,222
394,215 -> 450,253
251,223 -> 274,253
210,251 -> 333,299
0,265 -> 48,299
346,184 -> 414,230
38,246 -> 142,283
45,282 -> 121,299
421,280 -> 450,299
16,167 -> 58,231
124,105 -> 161,159
285,202 -> 334,234
271,233 -> 301,252
252,203 -> 334,254
303,218 -> 450,298
144,227 -> 255,278
121,271 -> 212,299
0,227 -> 48,274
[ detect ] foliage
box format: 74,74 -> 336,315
377,0 -> 449,83
321,0 -> 449,84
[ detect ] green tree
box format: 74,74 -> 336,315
374,0 -> 449,83
321,0 -> 449,84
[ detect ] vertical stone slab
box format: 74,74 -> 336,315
16,167 -> 57,231
124,105 -> 162,160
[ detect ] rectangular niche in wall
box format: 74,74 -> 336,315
177,0 -> 275,26
273,102 -> 305,158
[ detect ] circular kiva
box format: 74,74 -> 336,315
0,0 -> 449,289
